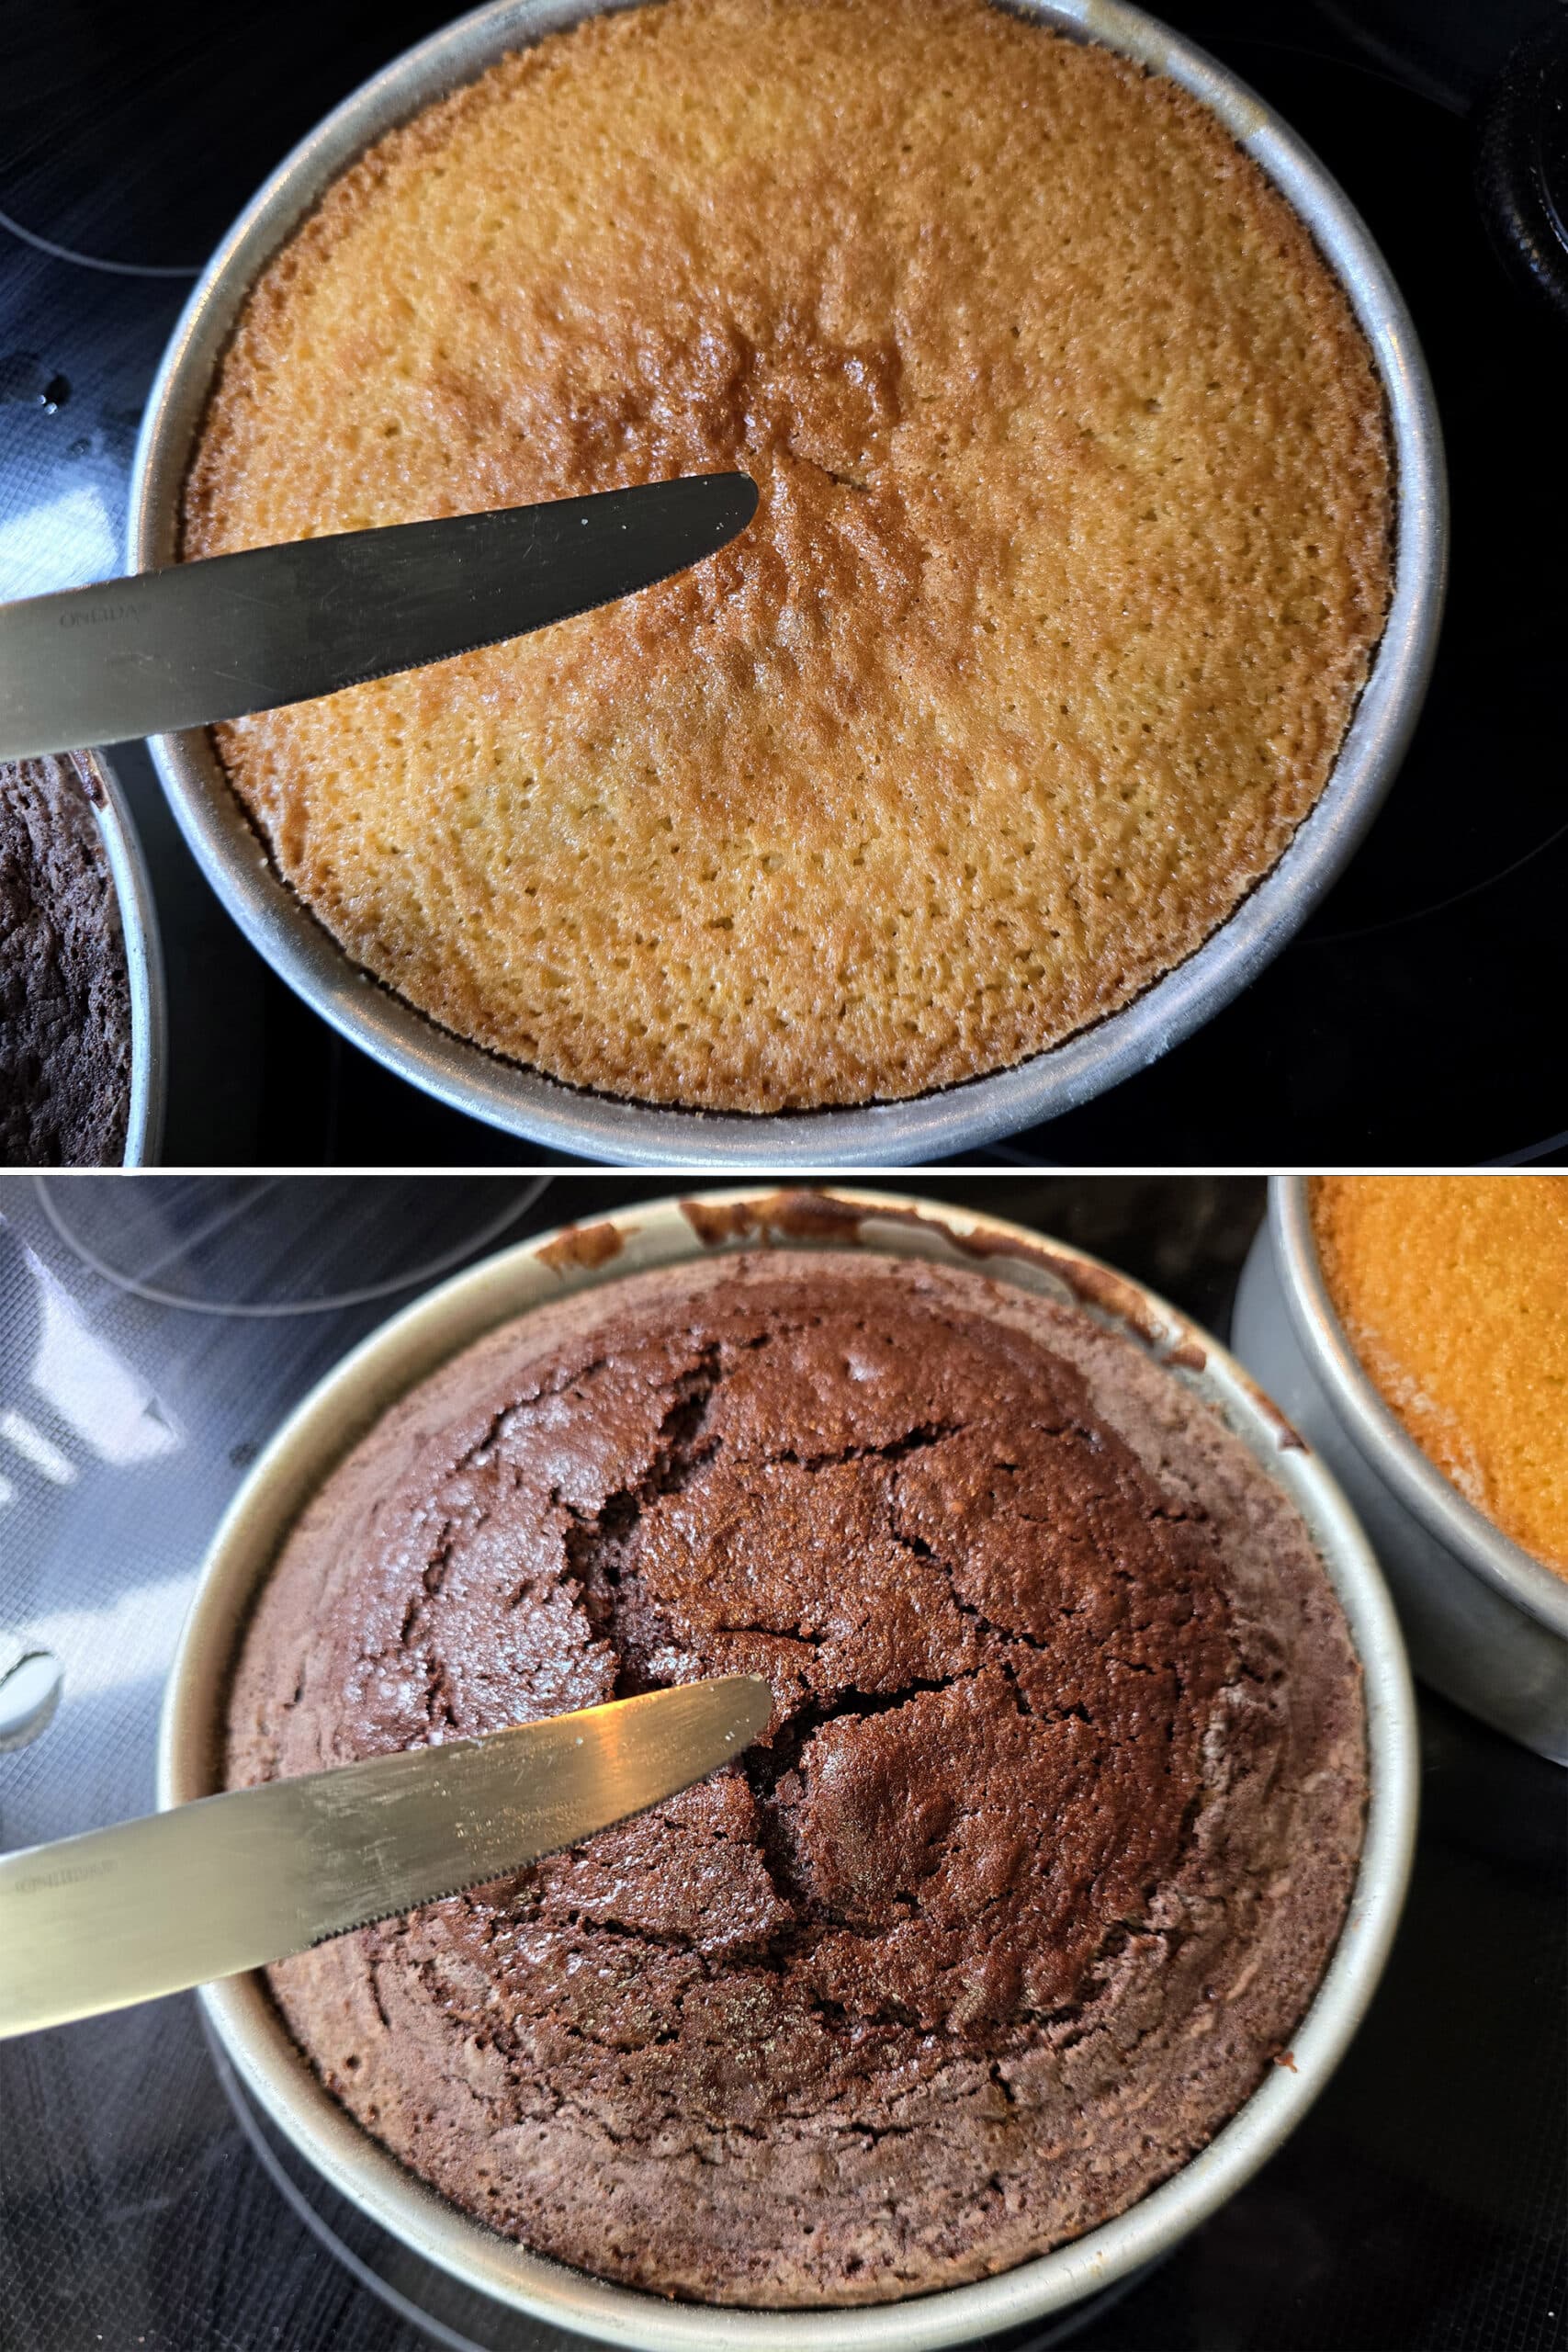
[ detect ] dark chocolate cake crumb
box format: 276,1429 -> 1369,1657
0,754 -> 131,1166
227,1254 -> 1366,2308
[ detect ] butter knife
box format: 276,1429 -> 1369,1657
0,472 -> 758,760
0,1675 -> 771,2039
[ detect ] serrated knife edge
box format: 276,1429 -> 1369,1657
0,1675 -> 772,2037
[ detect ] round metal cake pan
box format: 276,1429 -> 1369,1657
80,749 -> 167,1167
159,1186 -> 1418,2351
1232,1175 -> 1568,1765
129,0 -> 1446,1168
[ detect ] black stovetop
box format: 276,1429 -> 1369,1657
0,1173 -> 1563,2352
1,3 -> 1565,1165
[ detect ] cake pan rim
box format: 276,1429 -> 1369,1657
80,748 -> 166,1168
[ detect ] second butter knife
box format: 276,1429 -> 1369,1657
0,1675 -> 772,2039
0,472 -> 759,760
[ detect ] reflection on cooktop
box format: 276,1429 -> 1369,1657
36,1174 -> 550,1313
0,0 -> 1563,1164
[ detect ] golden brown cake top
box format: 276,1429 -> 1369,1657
187,0 -> 1392,1113
1312,1176 -> 1568,1577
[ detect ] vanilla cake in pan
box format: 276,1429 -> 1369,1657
1312,1176 -> 1568,1580
186,0 -> 1393,1112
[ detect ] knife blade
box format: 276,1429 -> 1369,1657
0,472 -> 759,760
0,1674 -> 772,2039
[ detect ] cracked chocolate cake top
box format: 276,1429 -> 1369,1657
226,1250 -> 1366,2307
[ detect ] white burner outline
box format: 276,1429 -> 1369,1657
0,203 -> 202,279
